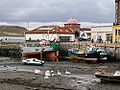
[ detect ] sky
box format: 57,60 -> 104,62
0,0 -> 115,28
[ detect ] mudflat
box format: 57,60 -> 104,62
0,57 -> 120,90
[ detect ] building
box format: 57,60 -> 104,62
91,26 -> 113,43
0,25 -> 27,43
25,17 -> 91,42
25,25 -> 75,42
64,17 -> 91,39
112,0 -> 120,43
112,25 -> 120,43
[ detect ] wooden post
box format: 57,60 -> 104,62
114,44 -> 116,60
40,51 -> 42,60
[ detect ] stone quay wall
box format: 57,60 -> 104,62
0,43 -> 21,58
0,41 -> 120,62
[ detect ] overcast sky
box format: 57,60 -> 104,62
0,0 -> 115,23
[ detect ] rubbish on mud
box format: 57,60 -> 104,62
77,81 -> 82,84
44,76 -> 49,79
33,77 -> 37,80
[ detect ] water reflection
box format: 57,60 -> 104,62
62,74 -> 100,90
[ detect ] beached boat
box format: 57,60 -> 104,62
95,71 -> 120,82
68,46 -> 99,63
97,47 -> 108,60
68,46 -> 87,57
68,46 -> 109,63
22,58 -> 44,66
20,41 -> 59,61
82,48 -> 100,64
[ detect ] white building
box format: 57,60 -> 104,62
91,26 -> 113,42
25,26 -> 75,42
0,36 -> 25,43
25,18 -> 92,42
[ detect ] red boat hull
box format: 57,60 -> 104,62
21,50 -> 59,61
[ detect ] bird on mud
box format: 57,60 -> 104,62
51,70 -> 55,76
65,70 -> 71,75
44,70 -> 51,79
34,69 -> 41,75
57,69 -> 62,75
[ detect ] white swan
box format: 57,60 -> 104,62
34,69 -> 41,74
44,70 -> 51,79
65,70 -> 71,75
57,70 -> 62,75
51,70 -> 55,76
45,70 -> 51,76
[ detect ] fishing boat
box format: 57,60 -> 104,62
22,58 -> 44,66
82,47 -> 100,64
20,41 -> 59,61
68,46 -> 87,57
95,70 -> 120,82
97,47 -> 108,60
68,45 -> 109,63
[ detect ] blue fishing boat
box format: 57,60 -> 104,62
68,46 -> 109,63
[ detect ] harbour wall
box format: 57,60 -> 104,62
0,42 -> 120,61
0,43 -> 21,58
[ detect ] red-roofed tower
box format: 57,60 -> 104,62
64,17 -> 81,38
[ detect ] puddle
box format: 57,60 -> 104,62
62,74 -> 100,90
0,66 -> 33,73
0,57 -> 20,64
0,57 -> 10,60
96,66 -> 110,69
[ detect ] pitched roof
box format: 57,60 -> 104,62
80,28 -> 91,31
26,26 -> 75,34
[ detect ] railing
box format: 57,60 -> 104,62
60,41 -> 120,48
72,41 -> 120,48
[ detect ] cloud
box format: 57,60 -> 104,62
0,0 -> 114,23
0,22 -> 112,30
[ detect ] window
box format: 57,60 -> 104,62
59,36 -> 70,42
115,29 -> 117,36
29,38 -> 31,41
118,29 -> 120,36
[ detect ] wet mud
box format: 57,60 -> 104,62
0,57 -> 120,90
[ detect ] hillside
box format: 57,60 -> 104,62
0,25 -> 28,36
